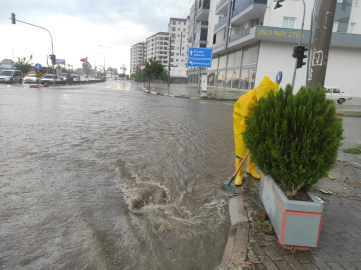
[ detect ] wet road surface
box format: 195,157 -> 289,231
0,81 -> 235,270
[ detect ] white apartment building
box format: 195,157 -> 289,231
130,42 -> 145,74
187,0 -> 361,97
144,32 -> 170,69
168,17 -> 191,77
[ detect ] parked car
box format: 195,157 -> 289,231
0,70 -> 23,84
23,74 -> 39,84
85,75 -> 88,79
59,73 -> 73,82
325,86 -> 352,104
71,74 -> 81,81
41,74 -> 61,84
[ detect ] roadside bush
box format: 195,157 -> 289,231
243,85 -> 343,196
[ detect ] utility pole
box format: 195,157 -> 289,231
307,0 -> 337,90
99,45 -> 110,78
168,36 -> 172,87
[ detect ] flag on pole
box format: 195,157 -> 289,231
80,57 -> 88,62
136,64 -> 139,69
30,54 -> 33,60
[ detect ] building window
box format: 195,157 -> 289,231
225,71 -> 232,88
184,22 -> 186,25
177,34 -> 180,37
240,68 -> 256,90
283,17 -> 296,29
181,60 -> 183,62
217,71 -> 225,87
337,0 -> 343,3
178,21 -> 181,24
176,59 -> 179,62
348,23 -> 356,33
207,72 -> 215,86
333,21 -> 338,32
232,70 -> 240,89
176,53 -> 179,55
172,27 -> 176,31
178,28 -> 181,31
242,44 -> 258,66
355,0 -> 359,6
178,70 -> 182,75
172,21 -> 176,25
219,55 -> 227,69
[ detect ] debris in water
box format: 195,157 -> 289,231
319,189 -> 334,195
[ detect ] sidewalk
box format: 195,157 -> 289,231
218,152 -> 361,270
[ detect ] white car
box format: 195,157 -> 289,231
23,74 -> 39,84
325,86 -> 352,104
71,74 -> 81,81
40,75 -> 61,84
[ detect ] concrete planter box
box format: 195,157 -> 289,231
259,173 -> 323,249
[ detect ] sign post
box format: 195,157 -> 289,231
188,47 -> 213,97
35,63 -> 42,86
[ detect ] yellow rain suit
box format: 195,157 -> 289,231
233,76 -> 279,185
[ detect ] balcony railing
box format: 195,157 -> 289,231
213,39 -> 226,49
229,27 -> 251,43
214,16 -> 228,31
216,0 -> 228,10
197,0 -> 210,14
232,0 -> 267,18
195,21 -> 209,32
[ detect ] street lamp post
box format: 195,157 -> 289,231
98,45 -> 110,78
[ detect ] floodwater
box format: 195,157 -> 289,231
0,81 -> 236,270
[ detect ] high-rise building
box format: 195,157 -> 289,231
168,17 -> 191,77
187,0 -> 361,97
130,42 -> 145,74
144,32 -> 170,69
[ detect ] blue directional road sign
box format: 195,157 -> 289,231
35,63 -> 42,70
187,47 -> 213,68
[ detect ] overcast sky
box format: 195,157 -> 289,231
1,0 -> 192,74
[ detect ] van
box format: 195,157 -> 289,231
0,70 -> 23,84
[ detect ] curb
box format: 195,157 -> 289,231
218,195 -> 250,269
140,85 -> 199,99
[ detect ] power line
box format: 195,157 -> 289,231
170,0 -> 176,17
177,0 -> 185,17
183,0 -> 193,18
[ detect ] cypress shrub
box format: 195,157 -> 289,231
243,85 -> 343,196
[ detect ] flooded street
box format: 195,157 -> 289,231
0,81 -> 236,270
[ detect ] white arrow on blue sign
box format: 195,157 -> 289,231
187,47 -> 213,68
35,63 -> 42,70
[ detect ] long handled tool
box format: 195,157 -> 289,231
222,151 -> 249,194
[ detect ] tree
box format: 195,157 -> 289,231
142,58 -> 165,88
14,57 -> 31,75
243,85 -> 343,196
82,62 -> 92,76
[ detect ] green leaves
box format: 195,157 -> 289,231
243,85 -> 344,194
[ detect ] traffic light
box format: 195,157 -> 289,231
50,54 -> 56,65
11,13 -> 16,24
292,46 -> 308,69
274,0 -> 284,9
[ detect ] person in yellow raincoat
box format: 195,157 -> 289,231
233,75 -> 280,186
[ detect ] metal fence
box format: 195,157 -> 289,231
229,27 -> 251,43
232,0 -> 267,18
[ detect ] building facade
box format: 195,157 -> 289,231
144,32 -> 170,70
130,42 -> 145,74
187,0 -> 361,97
168,17 -> 191,77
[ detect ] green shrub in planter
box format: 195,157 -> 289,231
243,85 -> 343,196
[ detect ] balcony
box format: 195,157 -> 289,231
215,0 -> 229,16
196,0 -> 210,21
214,16 -> 228,32
195,21 -> 209,33
213,39 -> 226,53
231,0 -> 267,26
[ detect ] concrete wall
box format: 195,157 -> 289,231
256,40 -> 361,97
263,0 -> 316,30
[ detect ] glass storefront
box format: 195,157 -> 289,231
232,70 -> 240,89
207,72 -> 215,86
225,70 -> 232,88
189,42 -> 259,90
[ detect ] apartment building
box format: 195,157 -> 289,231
168,17 -> 191,77
130,42 -> 145,74
187,0 -> 361,97
144,32 -> 170,70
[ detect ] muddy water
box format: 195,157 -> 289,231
0,81 -> 237,269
